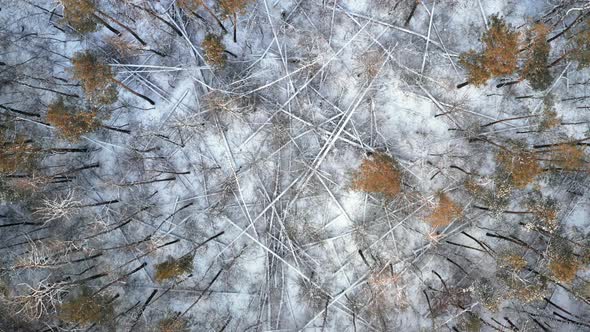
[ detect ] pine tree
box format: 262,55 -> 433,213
426,193 -> 462,228
61,0 -> 147,45
60,0 -> 99,34
0,133 -> 38,174
154,254 -> 194,283
71,52 -> 118,105
352,153 -> 401,198
548,241 -> 579,284
525,194 -> 559,233
459,15 -> 520,86
158,315 -> 190,332
47,98 -> 100,141
496,148 -> 542,189
482,16 -> 520,76
522,24 -> 552,90
472,278 -> 501,311
551,144 -> 586,171
459,50 -> 491,86
72,51 -> 155,105
59,290 -> 114,326
202,34 -> 226,67
569,21 -> 590,69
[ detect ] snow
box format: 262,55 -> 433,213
1,0 -> 590,331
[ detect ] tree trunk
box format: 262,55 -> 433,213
15,81 -> 79,98
45,147 -> 89,153
112,78 -> 155,105
233,13 -> 238,43
200,3 -> 228,33
131,4 -> 183,37
91,13 -> 121,35
496,80 -> 520,88
102,124 -> 131,134
79,199 -> 119,208
96,9 -> 147,46
0,104 -> 40,117
548,52 -> 568,68
404,1 -> 418,27
456,81 -> 469,89
480,114 -> 538,128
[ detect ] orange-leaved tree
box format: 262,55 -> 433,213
47,98 -> 100,141
72,51 -> 155,105
202,34 -> 226,67
352,153 -> 401,198
0,132 -> 39,175
154,254 -> 194,283
521,23 -> 552,90
459,15 -> 520,86
550,144 -> 586,171
569,20 -> 590,69
60,0 -> 99,34
496,148 -> 542,189
547,240 -> 579,284
59,290 -> 114,326
426,193 -> 462,228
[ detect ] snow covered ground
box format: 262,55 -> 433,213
1,0 -> 590,331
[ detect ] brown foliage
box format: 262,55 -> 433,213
71,52 -> 118,105
498,253 -> 527,271
548,241 -> 579,284
496,149 -> 542,189
426,193 -> 462,228
551,144 -> 586,170
459,15 -> 520,85
177,0 -> 203,11
47,99 -> 100,141
525,196 -> 559,233
158,315 -> 190,332
60,0 -> 98,34
0,135 -> 38,174
482,16 -> 520,76
521,24 -> 552,90
569,20 -> 590,69
219,0 -> 251,15
154,254 -> 194,283
352,153 -> 401,198
459,50 -> 490,86
59,291 -> 113,325
202,34 -> 226,67
548,258 -> 579,284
